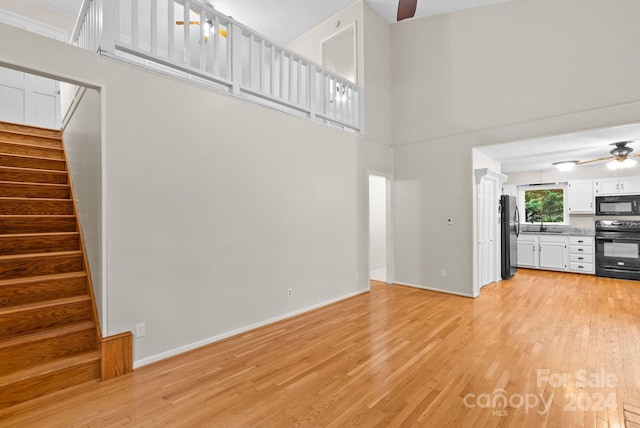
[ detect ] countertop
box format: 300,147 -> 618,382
518,227 -> 595,237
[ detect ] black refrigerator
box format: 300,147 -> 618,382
500,195 -> 520,279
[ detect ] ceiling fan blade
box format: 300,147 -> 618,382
397,0 -> 417,21
576,156 -> 614,165
175,21 -> 200,25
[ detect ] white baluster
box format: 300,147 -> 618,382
231,24 -> 243,94
132,0 -> 138,49
270,45 -> 276,96
279,50 -> 284,100
199,8 -> 206,70
167,0 -> 174,60
150,0 -> 157,54
183,1 -> 190,65
288,55 -> 294,103
213,16 -> 220,76
259,38 -> 265,93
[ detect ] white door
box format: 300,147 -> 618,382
0,11 -> 66,129
517,238 -> 538,268
539,241 -> 566,270
596,179 -> 620,196
478,177 -> 497,287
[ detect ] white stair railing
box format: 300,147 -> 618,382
70,0 -> 362,132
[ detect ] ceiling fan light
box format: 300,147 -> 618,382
607,158 -> 637,169
552,161 -> 578,171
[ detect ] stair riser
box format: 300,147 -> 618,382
0,360 -> 99,410
0,168 -> 68,185
0,154 -> 66,171
0,276 -> 86,307
0,329 -> 96,376
0,300 -> 91,337
0,131 -> 62,148
0,234 -> 80,256
0,217 -> 77,234
0,183 -> 70,199
0,254 -> 83,280
0,123 -> 61,139
0,200 -> 73,215
0,142 -> 64,160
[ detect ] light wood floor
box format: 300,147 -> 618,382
0,269 -> 638,427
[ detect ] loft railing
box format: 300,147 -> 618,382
70,0 -> 362,132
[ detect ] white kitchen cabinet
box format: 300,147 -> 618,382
538,236 -> 567,271
595,177 -> 640,196
517,235 -> 538,268
568,180 -> 595,214
517,234 -> 594,274
567,236 -> 594,274
595,178 -> 620,196
620,176 -> 640,194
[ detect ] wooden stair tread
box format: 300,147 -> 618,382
0,351 -> 99,389
0,214 -> 75,219
0,295 -> 90,317
0,197 -> 71,202
0,166 -> 67,175
0,152 -> 65,162
0,121 -> 61,139
0,181 -> 69,188
0,140 -> 63,152
0,250 -> 83,261
0,231 -> 79,239
0,321 -> 95,350
0,271 -> 86,287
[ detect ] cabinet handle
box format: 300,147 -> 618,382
578,265 -> 584,269
578,240 -> 584,243
578,257 -> 584,260
578,248 -> 584,252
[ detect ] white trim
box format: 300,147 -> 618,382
0,9 -> 68,41
133,288 -> 370,368
394,281 -> 475,298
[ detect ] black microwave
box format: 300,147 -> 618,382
596,195 -> 640,216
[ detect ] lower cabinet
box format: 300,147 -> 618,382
517,234 -> 594,274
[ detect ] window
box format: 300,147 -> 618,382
519,184 -> 568,224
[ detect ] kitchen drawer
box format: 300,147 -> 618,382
570,262 -> 594,273
569,245 -> 593,255
569,254 -> 593,263
569,237 -> 593,246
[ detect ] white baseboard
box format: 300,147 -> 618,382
133,288 -> 370,369
370,268 -> 386,282
393,281 -> 475,298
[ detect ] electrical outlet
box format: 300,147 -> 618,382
136,322 -> 146,338
287,288 -> 293,297
440,269 -> 446,278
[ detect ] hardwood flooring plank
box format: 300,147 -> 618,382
0,270 -> 638,426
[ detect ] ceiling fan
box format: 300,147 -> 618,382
397,0 -> 418,21
554,141 -> 640,171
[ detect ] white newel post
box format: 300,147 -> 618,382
100,0 -> 117,55
231,24 -> 243,95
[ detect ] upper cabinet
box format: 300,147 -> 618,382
568,180 -> 595,214
595,177 -> 640,196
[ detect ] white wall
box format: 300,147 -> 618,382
0,22 -> 366,365
390,0 -> 640,296
368,174 -> 386,279
63,87 -> 104,330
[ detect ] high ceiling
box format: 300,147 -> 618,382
30,0 -> 512,45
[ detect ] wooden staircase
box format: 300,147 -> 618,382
0,121 -> 101,410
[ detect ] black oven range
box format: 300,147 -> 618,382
595,220 -> 640,280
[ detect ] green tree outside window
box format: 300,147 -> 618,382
525,189 -> 564,223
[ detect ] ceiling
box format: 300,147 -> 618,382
30,0 -> 512,45
478,124 -> 640,173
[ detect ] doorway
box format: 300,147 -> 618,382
368,173 -> 392,283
